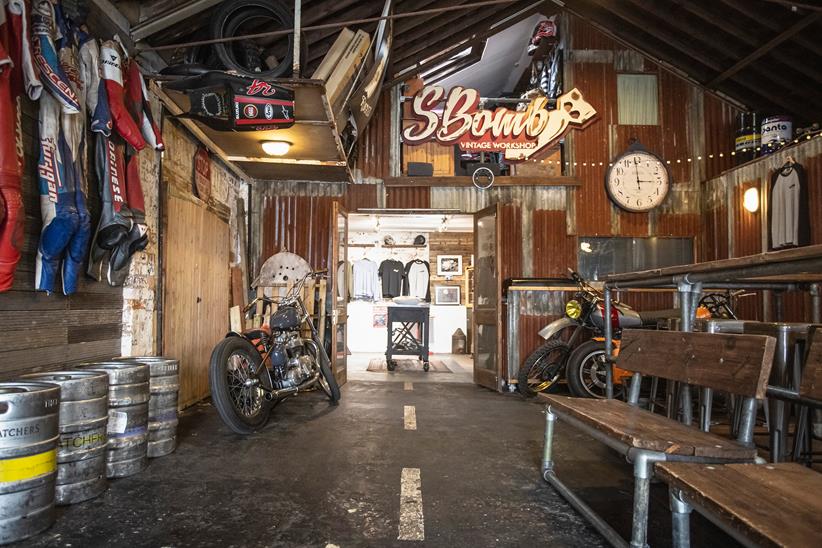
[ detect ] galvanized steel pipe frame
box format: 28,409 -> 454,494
542,406 -> 758,548
666,486 -> 765,548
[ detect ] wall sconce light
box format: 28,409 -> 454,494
743,187 -> 759,213
261,140 -> 291,156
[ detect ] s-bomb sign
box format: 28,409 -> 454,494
402,86 -> 597,161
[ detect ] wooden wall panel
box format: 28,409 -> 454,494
402,140 -> 455,176
0,100 -> 122,380
163,194 -> 230,408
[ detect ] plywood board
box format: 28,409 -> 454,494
163,193 -> 231,408
312,28 -> 355,81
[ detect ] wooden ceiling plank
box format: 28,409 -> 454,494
678,1 -> 822,85
393,0 -> 532,64
130,0 -> 224,42
718,0 -> 822,58
707,12 -> 822,87
389,0 -> 544,82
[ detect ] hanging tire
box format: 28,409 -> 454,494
209,336 -> 272,434
211,0 -> 306,79
566,340 -> 623,399
517,340 -> 571,398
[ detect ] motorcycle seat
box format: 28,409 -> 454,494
638,308 -> 680,326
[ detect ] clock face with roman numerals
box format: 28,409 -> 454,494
605,150 -> 670,212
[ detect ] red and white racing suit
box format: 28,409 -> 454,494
0,0 -> 41,292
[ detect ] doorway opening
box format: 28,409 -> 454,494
336,212 -> 475,384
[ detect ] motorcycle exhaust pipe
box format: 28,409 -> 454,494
262,372 -> 321,400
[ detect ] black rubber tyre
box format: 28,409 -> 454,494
314,339 -> 341,404
566,340 -> 623,399
211,0 -> 305,79
209,336 -> 272,434
517,340 -> 572,398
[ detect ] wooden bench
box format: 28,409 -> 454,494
656,326 -> 822,548
539,329 -> 776,548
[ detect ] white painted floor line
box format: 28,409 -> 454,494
398,467 -> 425,541
404,381 -> 413,391
404,405 -> 417,430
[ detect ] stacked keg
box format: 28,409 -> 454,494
22,371 -> 109,505
115,357 -> 180,457
78,362 -> 149,478
0,382 -> 60,544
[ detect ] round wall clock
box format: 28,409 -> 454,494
605,145 -> 670,212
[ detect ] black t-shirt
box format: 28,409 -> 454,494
379,259 -> 405,298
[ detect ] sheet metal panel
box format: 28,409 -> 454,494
260,195 -> 336,271
532,209 -> 577,277
356,91 -> 392,180
344,184 -> 379,212
386,186 -> 430,208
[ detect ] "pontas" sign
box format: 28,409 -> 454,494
402,86 -> 597,161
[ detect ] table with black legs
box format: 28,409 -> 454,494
386,305 -> 430,371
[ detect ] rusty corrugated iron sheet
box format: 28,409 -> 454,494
356,91 -> 392,180
532,209 -> 576,277
344,184 -> 379,212
385,186 -> 430,208
703,94 -> 738,180
260,195 -> 336,271
733,181 -> 762,257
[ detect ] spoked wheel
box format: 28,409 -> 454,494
566,340 -> 623,399
209,337 -> 272,434
308,338 -> 340,404
517,340 -> 571,398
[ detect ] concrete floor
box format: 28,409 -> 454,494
346,353 -> 474,384
25,381 -> 740,547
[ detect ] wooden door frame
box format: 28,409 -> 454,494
473,203 -> 502,391
331,201 -> 349,385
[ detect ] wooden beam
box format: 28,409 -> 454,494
390,0 -> 543,79
707,12 -> 822,87
130,0 -> 223,42
679,1 -> 822,86
392,0 -> 534,66
718,0 -> 822,58
383,176 -> 581,187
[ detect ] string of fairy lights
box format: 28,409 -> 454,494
525,130 -> 822,168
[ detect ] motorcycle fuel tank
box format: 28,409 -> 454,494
270,306 -> 301,330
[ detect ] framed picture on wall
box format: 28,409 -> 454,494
437,255 -> 463,276
434,285 -> 461,305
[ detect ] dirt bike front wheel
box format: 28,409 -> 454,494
209,336 -> 272,434
517,340 -> 571,398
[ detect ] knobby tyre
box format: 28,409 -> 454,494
566,340 -> 622,399
517,340 -> 571,398
209,336 -> 272,434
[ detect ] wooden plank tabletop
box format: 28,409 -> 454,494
656,462 -> 822,548
541,395 -> 756,459
604,244 -> 822,284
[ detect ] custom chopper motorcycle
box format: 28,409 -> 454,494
517,270 -> 746,399
209,271 -> 340,434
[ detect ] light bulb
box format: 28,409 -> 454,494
261,141 -> 291,156
743,187 -> 759,213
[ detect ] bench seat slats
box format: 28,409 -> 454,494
656,463 -> 822,548
540,394 -> 756,459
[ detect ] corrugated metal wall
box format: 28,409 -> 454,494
259,195 -> 337,271
356,91 -> 392,180
700,137 -> 822,322
344,184 -> 379,212
386,186 -> 430,208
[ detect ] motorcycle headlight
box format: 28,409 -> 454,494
565,300 -> 582,320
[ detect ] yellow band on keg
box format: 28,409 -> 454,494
0,449 -> 57,483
